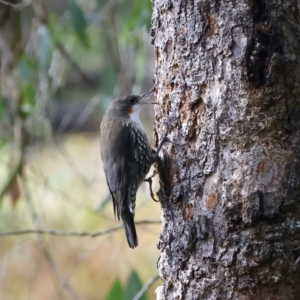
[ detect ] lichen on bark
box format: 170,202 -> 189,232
151,0 -> 300,299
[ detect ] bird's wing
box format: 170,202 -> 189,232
101,121 -> 135,220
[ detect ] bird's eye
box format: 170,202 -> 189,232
129,98 -> 135,104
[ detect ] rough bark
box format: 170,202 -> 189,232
151,0 -> 300,299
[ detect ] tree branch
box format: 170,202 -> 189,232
55,42 -> 96,86
0,220 -> 161,237
20,173 -> 80,300
0,155 -> 22,202
0,0 -> 31,10
133,275 -> 160,300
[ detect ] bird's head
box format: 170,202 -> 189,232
108,90 -> 155,117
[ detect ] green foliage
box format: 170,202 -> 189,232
126,270 -> 148,300
0,96 -> 6,120
3,0 -> 153,132
95,0 -> 108,6
105,271 -> 148,300
127,1 -> 152,31
18,84 -> 36,119
48,13 -> 65,44
68,0 -> 89,47
100,64 -> 118,95
0,1 -> 156,298
35,24 -> 53,72
0,138 -> 8,149
105,279 -> 126,300
0,96 -> 9,145
117,0 -> 152,33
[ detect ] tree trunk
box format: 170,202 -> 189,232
151,0 -> 300,299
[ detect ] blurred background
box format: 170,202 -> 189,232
0,0 -> 161,299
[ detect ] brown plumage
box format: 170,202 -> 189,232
100,93 -> 154,248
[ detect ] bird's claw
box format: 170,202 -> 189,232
144,171 -> 159,202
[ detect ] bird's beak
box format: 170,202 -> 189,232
138,89 -> 157,105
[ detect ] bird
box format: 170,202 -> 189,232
100,90 -> 155,248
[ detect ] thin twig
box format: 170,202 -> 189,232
53,137 -> 89,184
0,220 -> 161,237
132,275 -> 160,300
23,163 -> 112,222
20,176 -> 80,300
74,95 -> 100,129
0,155 -> 22,202
0,0 -> 31,10
55,42 -> 95,85
0,0 -> 21,8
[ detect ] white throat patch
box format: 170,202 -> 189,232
129,104 -> 144,131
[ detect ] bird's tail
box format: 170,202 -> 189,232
123,214 -> 138,248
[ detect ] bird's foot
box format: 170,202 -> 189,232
144,170 -> 159,202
